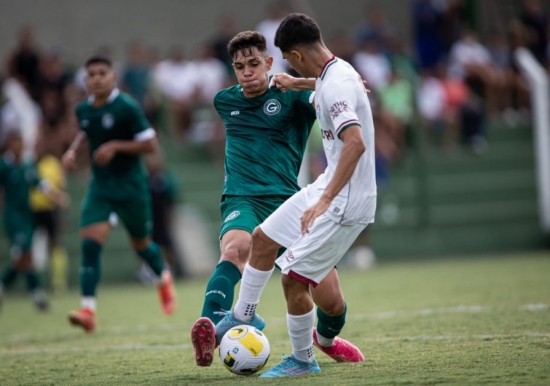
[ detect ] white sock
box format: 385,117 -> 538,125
315,329 -> 335,347
288,309 -> 316,363
234,264 -> 274,321
81,296 -> 97,311
32,289 -> 46,302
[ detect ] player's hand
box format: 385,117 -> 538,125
93,141 -> 118,166
273,73 -> 297,92
54,191 -> 70,208
62,150 -> 77,171
300,196 -> 331,235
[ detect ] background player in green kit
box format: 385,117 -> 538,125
0,132 -> 67,311
62,56 -> 176,333
191,31 -> 358,367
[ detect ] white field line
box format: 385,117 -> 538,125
1,333 -> 549,357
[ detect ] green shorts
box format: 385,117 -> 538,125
3,211 -> 34,252
219,195 -> 290,239
80,193 -> 152,240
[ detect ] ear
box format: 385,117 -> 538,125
266,56 -> 274,71
290,49 -> 303,62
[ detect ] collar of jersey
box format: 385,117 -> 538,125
87,88 -> 120,105
319,56 -> 338,80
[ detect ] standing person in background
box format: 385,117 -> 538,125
31,144 -> 69,293
255,1 -> 291,74
216,13 -> 376,377
0,132 -> 67,311
190,30 -> 362,368
62,55 -> 176,333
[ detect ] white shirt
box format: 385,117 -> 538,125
312,57 -> 377,225
352,50 -> 391,90
256,18 -> 287,74
448,38 -> 492,79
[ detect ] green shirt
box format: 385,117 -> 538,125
0,154 -> 39,217
75,89 -> 152,201
215,84 -> 315,197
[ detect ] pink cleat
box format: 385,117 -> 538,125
313,328 -> 365,362
191,317 -> 217,366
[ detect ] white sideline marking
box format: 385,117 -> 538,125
520,304 -> 550,311
1,333 -> 549,357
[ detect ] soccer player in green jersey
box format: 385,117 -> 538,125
191,31 -> 361,367
0,131 -> 67,311
62,56 -> 176,333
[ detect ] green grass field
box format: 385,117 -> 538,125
1,251 -> 549,385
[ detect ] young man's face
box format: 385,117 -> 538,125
232,47 -> 273,97
85,63 -> 116,97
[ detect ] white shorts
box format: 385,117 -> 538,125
260,188 -> 367,287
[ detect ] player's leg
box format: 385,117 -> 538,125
17,248 -> 49,311
192,196 -> 276,367
262,219 -> 366,376
260,274 -> 320,378
116,198 -> 176,315
68,195 -> 112,332
215,192 -> 307,340
44,209 -> 69,293
311,269 -> 364,362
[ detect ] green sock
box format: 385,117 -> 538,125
1,266 -> 18,287
201,261 -> 242,323
80,239 -> 102,297
137,242 -> 164,277
317,302 -> 347,339
25,270 -> 40,291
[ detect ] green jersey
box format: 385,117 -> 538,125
214,83 -> 316,197
75,89 -> 153,201
0,153 -> 39,217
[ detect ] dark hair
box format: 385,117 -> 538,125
85,55 -> 112,68
227,31 -> 268,59
275,13 -> 321,52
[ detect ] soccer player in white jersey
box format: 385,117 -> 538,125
215,13 -> 376,377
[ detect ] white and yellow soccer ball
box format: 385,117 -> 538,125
219,325 -> 270,376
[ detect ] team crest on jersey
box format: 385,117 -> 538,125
224,210 -> 241,223
263,99 -> 281,115
102,114 -> 114,129
81,119 -> 89,128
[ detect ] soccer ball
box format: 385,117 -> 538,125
219,325 -> 270,376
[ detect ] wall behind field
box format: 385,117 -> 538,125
0,0 -> 412,66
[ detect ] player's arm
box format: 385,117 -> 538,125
62,131 -> 87,171
93,130 -> 157,167
273,73 -> 316,92
37,179 -> 70,208
300,125 -> 365,234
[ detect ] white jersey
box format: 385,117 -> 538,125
311,57 -> 377,225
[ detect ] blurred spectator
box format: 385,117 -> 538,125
255,1 -> 291,74
417,67 -> 457,152
39,49 -> 74,159
7,27 -> 43,102
353,3 -> 395,52
412,0 -> 445,69
378,68 -> 415,150
146,151 -> 185,278
448,29 -> 499,118
439,0 -> 469,54
353,37 -> 391,91
521,0 -> 548,65
210,16 -> 238,79
387,38 -> 418,85
188,43 -> 229,146
153,46 -> 199,139
121,40 -> 160,127
31,144 -> 69,293
327,31 -> 356,64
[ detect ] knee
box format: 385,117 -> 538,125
319,295 -> 346,317
131,238 -> 150,251
251,227 -> 279,254
221,242 -> 249,271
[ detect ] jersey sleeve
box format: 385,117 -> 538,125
323,78 -> 361,138
127,99 -> 155,142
